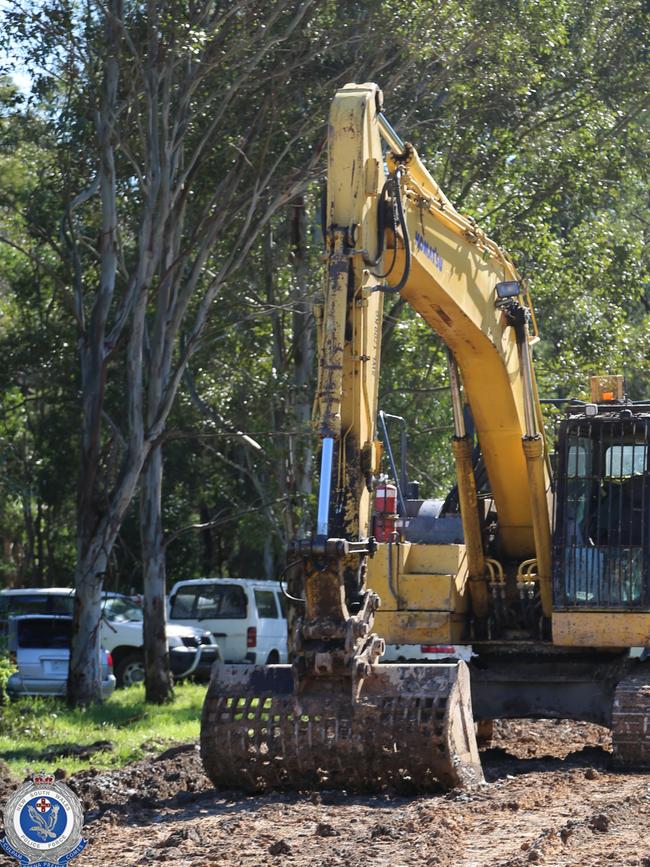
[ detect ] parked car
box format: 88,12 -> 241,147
6,615 -> 116,700
168,578 -> 288,665
0,588 -> 221,687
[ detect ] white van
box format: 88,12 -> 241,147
167,578 -> 288,665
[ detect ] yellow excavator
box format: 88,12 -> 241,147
200,83 -> 650,791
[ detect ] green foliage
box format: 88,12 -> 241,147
0,682 -> 206,775
0,652 -> 15,702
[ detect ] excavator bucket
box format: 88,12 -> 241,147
200,659 -> 483,792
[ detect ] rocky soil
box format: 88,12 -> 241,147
1,720 -> 650,866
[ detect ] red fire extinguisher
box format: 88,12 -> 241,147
374,481 -> 398,542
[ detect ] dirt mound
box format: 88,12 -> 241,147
1,721 -> 649,867
67,743 -> 212,818
0,760 -> 18,803
491,718 -> 611,759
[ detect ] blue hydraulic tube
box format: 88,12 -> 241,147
316,437 -> 334,538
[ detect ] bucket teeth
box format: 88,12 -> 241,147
200,662 -> 483,792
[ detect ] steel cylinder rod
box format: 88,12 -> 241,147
316,437 -> 334,538
447,350 -> 489,620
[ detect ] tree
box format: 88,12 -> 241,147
2,0 -> 423,704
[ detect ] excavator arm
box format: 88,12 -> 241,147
200,83 -> 554,793
315,82 -> 551,606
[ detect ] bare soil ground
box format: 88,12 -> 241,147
2,720 -> 650,866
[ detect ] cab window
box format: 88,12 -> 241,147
102,597 -> 143,622
605,444 -> 647,477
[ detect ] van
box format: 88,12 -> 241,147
167,578 -> 288,665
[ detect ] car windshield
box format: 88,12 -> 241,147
102,597 -> 143,622
171,584 -> 247,619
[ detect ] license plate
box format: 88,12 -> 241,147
43,659 -> 68,674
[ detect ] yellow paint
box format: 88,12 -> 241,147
451,436 -> 489,616
403,543 -> 468,575
394,233 -> 542,560
521,436 -> 553,617
385,136 -> 549,561
321,83 -> 552,626
398,573 -> 469,612
374,610 -> 466,644
367,541 -> 468,614
553,612 -> 650,647
366,543 -> 410,610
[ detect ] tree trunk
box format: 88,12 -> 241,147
67,543 -> 106,706
199,502 -> 214,575
68,0 -> 121,707
141,445 -> 173,703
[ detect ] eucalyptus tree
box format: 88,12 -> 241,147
0,0 -> 428,704
2,0 -> 331,704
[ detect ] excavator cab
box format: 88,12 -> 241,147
553,405 -> 649,610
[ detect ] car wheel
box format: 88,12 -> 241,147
115,653 -> 145,688
266,650 -> 280,665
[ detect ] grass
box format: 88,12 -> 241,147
0,682 -> 206,777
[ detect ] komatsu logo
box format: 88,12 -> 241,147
415,231 -> 443,272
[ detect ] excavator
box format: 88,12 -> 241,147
200,83 -> 650,791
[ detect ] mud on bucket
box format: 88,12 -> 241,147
200,660 -> 483,792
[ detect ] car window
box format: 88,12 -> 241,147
276,592 -> 287,619
4,595 -> 74,617
194,594 -> 218,617
254,590 -> 278,619
17,619 -> 72,649
102,597 -> 143,622
170,593 -> 196,618
170,585 -> 247,619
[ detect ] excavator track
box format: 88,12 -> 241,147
201,661 -> 483,792
612,662 -> 650,767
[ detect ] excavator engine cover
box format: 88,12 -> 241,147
201,659 -> 483,792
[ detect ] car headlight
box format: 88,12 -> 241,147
167,635 -> 184,648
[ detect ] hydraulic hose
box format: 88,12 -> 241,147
374,167 -> 411,294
